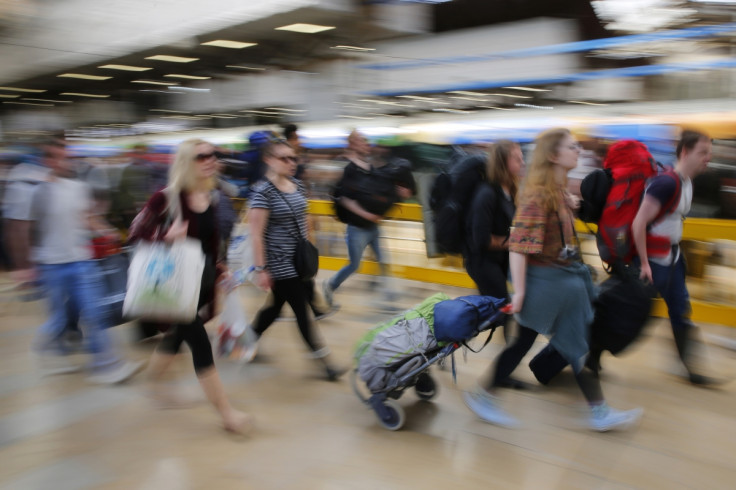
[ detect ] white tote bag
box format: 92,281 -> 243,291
123,238 -> 206,322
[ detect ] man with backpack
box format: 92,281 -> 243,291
322,130 -> 413,308
632,130 -> 717,386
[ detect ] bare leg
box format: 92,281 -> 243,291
197,366 -> 253,434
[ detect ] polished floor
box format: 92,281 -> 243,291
1,272 -> 735,490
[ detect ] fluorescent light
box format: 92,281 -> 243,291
168,86 -> 210,92
489,93 -> 532,99
568,100 -> 608,106
201,40 -> 257,49
3,101 -> 54,107
449,90 -> 488,96
502,86 -> 550,92
514,103 -> 554,110
61,92 -> 110,98
99,64 -> 152,72
145,55 -> 199,63
433,108 -> 474,114
58,73 -> 112,81
164,74 -> 211,80
226,65 -> 265,71
0,86 -> 46,93
331,45 -> 375,52
209,114 -> 239,119
22,98 -> 73,103
150,109 -> 191,113
0,94 -> 20,98
132,80 -> 179,86
265,107 -> 305,112
338,115 -> 374,120
275,23 -> 335,34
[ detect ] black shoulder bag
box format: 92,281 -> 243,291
271,182 -> 319,281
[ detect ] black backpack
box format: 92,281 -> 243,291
578,168 -> 612,223
333,162 -> 398,228
429,152 -> 487,254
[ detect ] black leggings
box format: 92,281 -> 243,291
490,325 -> 603,404
253,277 -> 322,353
156,261 -> 216,374
157,316 -> 215,373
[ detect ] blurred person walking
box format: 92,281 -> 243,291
632,130 -> 719,386
129,139 -> 252,434
464,128 -> 643,431
21,134 -> 142,382
241,140 -> 345,380
463,140 -> 526,386
322,130 -> 412,309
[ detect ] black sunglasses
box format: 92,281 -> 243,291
195,152 -> 216,161
276,155 -> 298,163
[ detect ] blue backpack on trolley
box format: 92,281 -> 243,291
433,295 -> 507,343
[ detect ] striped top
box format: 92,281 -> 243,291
249,178 -> 308,280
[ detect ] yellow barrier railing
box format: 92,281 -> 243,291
243,199 -> 736,327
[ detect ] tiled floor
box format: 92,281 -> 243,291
1,272 -> 735,489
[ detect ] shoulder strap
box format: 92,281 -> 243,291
651,171 -> 683,224
268,180 -> 305,238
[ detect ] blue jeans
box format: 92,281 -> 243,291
36,261 -> 120,370
648,254 -> 692,331
328,224 -> 387,291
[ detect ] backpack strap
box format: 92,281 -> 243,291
650,171 -> 683,224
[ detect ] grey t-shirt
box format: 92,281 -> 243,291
30,178 -> 93,264
2,161 -> 50,220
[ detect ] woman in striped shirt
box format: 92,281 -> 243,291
243,140 -> 345,381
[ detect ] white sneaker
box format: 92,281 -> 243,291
88,360 -> 144,384
463,389 -> 520,428
589,404 -> 643,432
239,325 -> 260,363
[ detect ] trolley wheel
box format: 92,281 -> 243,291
377,400 -> 405,431
414,372 -> 438,401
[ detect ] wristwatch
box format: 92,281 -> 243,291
253,265 -> 267,272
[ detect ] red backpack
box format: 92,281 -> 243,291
596,140 -> 682,268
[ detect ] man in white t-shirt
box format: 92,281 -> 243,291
632,130 -> 715,385
21,134 -> 142,383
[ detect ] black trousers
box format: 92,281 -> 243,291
253,276 -> 321,353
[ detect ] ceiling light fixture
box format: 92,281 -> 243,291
22,98 -> 73,103
514,103 -> 554,110
145,55 -> 199,63
0,94 -> 20,98
449,96 -> 487,102
568,100 -> 608,106
133,80 -> 179,86
99,64 -> 152,72
331,45 -> 375,52
479,106 -> 515,111
0,86 -> 46,93
275,23 -> 335,34
58,73 -> 112,81
150,109 -> 191,113
502,86 -> 550,92
489,93 -> 532,99
164,74 -> 211,80
201,40 -> 257,49
225,65 -> 266,71
449,90 -> 488,97
168,86 -> 210,92
3,101 -> 54,107
61,92 -> 110,98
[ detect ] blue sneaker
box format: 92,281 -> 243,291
589,404 -> 643,432
463,389 -> 520,428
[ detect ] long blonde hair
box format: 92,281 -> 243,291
486,140 -> 520,203
519,128 -> 570,212
168,138 -> 216,193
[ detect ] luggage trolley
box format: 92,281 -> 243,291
351,302 -> 512,431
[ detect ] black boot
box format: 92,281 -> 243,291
672,326 -> 720,386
